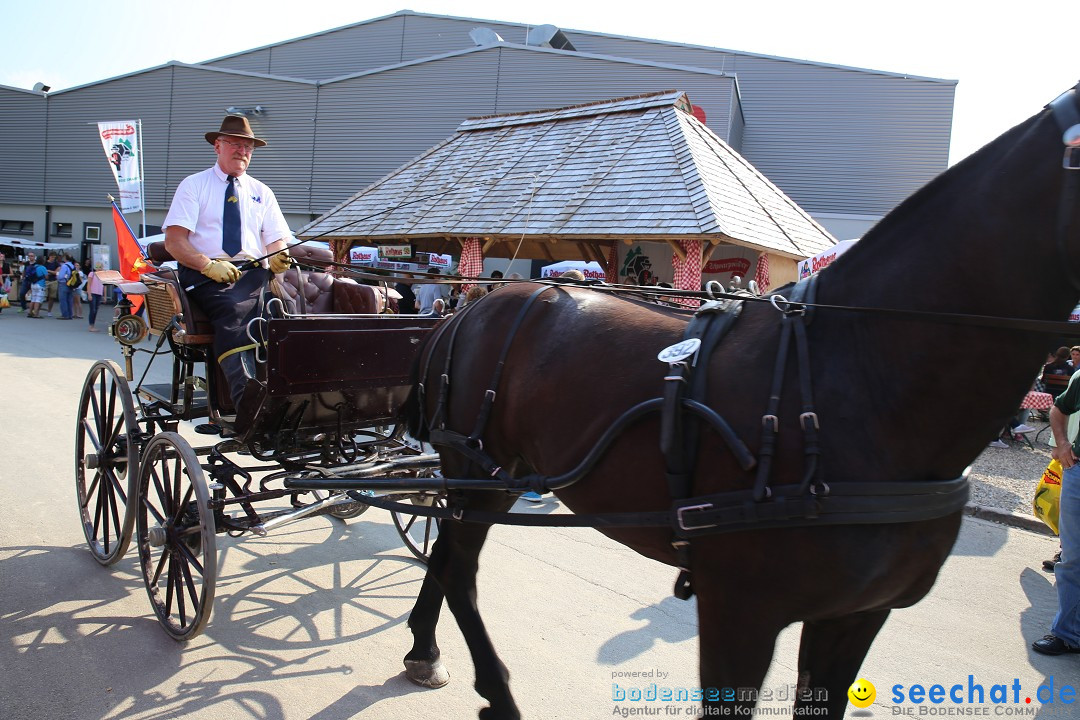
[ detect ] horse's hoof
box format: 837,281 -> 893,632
404,658 -> 450,688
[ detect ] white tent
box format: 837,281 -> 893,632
0,236 -> 81,251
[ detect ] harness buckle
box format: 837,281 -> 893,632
762,414 -> 779,432
1065,146 -> 1080,171
676,503 -> 716,531
485,389 -> 497,403
799,412 -> 820,430
441,373 -> 450,387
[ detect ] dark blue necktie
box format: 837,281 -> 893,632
223,175 -> 241,257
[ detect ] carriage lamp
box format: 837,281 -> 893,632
111,314 -> 149,347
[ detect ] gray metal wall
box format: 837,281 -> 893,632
204,11 -> 954,218
206,12 -> 529,80
313,47 -> 735,216
0,88 -> 47,204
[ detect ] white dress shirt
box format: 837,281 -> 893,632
162,164 -> 292,263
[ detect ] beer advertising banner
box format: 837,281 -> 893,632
97,121 -> 142,213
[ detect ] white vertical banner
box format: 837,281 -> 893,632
97,120 -> 143,214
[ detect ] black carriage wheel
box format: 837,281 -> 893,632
136,432 -> 217,641
75,360 -> 140,565
392,492 -> 445,563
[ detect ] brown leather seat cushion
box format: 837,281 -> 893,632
333,280 -> 379,314
275,244 -> 380,315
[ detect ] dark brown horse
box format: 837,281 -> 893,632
400,85 -> 1080,719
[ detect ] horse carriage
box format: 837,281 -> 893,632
74,242 -> 447,640
74,84 -> 1080,719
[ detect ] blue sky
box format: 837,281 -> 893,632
2,0 -> 1076,165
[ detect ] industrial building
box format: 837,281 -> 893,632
0,9 -> 954,271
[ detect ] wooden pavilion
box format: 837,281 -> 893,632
298,90 -> 836,294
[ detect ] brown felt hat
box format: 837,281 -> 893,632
205,115 -> 267,148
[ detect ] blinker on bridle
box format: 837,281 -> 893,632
1048,83 -> 1080,291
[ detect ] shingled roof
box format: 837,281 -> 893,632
299,90 -> 836,261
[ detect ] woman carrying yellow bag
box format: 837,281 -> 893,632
1034,378 -> 1080,656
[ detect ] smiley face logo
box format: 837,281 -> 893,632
848,678 -> 876,708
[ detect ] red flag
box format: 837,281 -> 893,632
111,203 -> 152,314
754,253 -> 770,293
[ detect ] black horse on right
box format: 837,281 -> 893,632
398,84 -> 1080,719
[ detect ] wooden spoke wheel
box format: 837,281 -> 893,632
136,432 -> 217,641
75,360 -> 140,565
392,491 -> 445,563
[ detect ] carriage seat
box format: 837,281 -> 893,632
142,242 -> 215,345
273,244 -> 381,315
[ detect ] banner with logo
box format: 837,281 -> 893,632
97,121 -> 143,213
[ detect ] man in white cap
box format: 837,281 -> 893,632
163,115 -> 293,414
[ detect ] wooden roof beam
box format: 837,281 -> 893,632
666,238 -> 686,263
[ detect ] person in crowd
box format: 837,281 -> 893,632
17,251 -> 36,312
56,253 -> 78,320
559,269 -> 586,281
162,115 -> 294,410
486,269 -> 504,293
70,259 -> 89,319
415,268 -> 450,315
43,252 -> 60,317
1042,347 -> 1074,399
457,285 -> 486,310
1071,346 -> 1080,370
0,251 -> 10,315
86,263 -> 105,332
1036,371 -> 1080,655
394,281 -> 416,315
26,256 -> 48,318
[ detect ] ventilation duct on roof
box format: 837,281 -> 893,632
470,27 -> 505,46
525,25 -> 576,51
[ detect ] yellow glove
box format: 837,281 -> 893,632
268,249 -> 293,274
201,259 -> 242,284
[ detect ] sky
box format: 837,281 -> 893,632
2,0 -> 1077,166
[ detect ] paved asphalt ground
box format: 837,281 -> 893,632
1,311 -> 1077,720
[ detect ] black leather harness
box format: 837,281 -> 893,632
366,277 -> 969,600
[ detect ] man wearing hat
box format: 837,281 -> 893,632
163,115 -> 293,415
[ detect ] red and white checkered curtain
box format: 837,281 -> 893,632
671,238 -> 702,308
459,238 -> 483,291
605,242 -> 619,283
754,252 -> 770,293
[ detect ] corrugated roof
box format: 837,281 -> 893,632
298,90 -> 836,259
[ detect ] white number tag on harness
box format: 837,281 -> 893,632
657,338 -> 701,364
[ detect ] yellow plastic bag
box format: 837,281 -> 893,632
1033,459 -> 1062,535
0,294 -> 9,309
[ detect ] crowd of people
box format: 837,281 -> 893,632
0,250 -> 109,330
393,270 -> 528,317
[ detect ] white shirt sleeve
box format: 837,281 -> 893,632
162,175 -> 201,233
